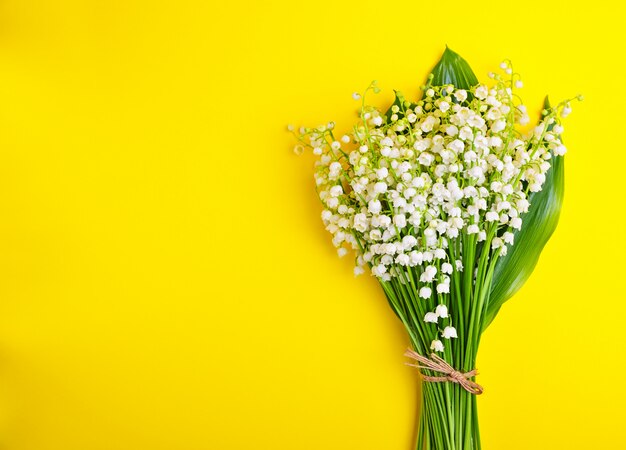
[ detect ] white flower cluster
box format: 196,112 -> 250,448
292,62 -> 577,350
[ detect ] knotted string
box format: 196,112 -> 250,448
404,349 -> 484,395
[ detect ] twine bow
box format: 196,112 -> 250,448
404,349 -> 484,395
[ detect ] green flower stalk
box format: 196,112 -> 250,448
292,48 -> 580,449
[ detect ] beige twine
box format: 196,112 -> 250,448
404,349 -> 484,395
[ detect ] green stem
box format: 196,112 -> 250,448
416,382 -> 480,450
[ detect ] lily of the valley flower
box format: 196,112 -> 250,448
430,340 -> 445,352
442,326 -> 458,339
419,287 -> 432,299
424,312 -> 438,323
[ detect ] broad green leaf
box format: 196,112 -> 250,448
430,46 -> 479,90
483,97 -> 565,329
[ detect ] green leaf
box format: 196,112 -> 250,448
430,46 -> 479,90
384,46 -> 477,121
483,97 -> 565,329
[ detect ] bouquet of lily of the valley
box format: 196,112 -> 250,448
292,48 -> 580,449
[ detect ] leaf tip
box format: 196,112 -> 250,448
430,47 -> 478,90
543,95 -> 551,109
441,46 -> 460,60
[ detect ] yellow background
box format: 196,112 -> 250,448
0,0 -> 624,449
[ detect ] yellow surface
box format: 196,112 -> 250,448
0,0 -> 624,449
